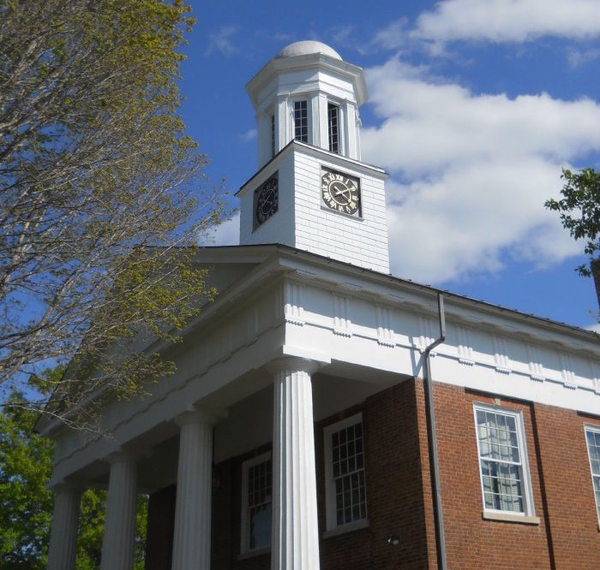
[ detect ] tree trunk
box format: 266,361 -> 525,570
591,257 -> 600,313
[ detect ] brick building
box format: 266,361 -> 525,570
43,41 -> 600,570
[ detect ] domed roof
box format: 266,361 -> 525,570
276,41 -> 342,61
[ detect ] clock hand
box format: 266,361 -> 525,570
333,187 -> 350,197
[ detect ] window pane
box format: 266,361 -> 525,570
271,114 -> 275,157
247,457 -> 272,550
330,420 -> 367,526
294,101 -> 308,143
476,408 -> 526,514
585,427 -> 600,523
250,503 -> 271,549
328,103 -> 339,153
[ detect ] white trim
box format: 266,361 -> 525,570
327,99 -> 342,155
323,413 -> 367,532
473,403 -> 535,518
240,451 -> 272,554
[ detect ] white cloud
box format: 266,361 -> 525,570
371,18 -> 409,51
567,47 -> 600,67
240,128 -> 257,143
206,26 -> 239,56
362,58 -> 600,283
199,213 -> 240,246
198,213 -> 240,246
413,0 -> 600,44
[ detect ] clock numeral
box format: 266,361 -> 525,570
321,170 -> 360,217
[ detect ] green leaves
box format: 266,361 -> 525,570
545,167 -> 600,309
0,392 -> 53,568
0,385 -> 148,568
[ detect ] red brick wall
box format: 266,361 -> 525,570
360,380 -> 433,570
532,403 -> 600,569
432,383 -> 553,569
150,379 -> 600,570
209,379 -> 433,570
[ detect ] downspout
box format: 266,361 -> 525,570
422,292 -> 448,570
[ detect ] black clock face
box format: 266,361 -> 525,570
321,170 -> 360,216
255,174 -> 278,226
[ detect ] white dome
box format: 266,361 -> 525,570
276,40 -> 342,60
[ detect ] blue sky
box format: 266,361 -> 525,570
177,0 -> 600,331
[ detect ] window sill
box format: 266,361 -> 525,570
482,511 -> 540,525
238,546 -> 270,561
323,518 -> 369,539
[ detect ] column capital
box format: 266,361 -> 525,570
103,448 -> 147,466
49,481 -> 83,496
174,406 -> 226,428
270,357 -> 321,569
266,356 -> 322,377
47,483 -> 81,570
101,453 -> 138,570
171,412 -> 213,569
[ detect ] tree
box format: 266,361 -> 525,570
0,0 -> 228,424
0,383 -> 147,569
0,391 -> 52,568
546,168 -> 600,312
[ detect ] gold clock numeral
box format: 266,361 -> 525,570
321,169 -> 360,216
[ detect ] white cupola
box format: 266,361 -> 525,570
237,41 -> 390,274
246,40 -> 368,168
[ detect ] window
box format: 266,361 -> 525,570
585,426 -> 600,523
474,405 -> 533,515
324,414 -> 367,531
328,103 -> 339,153
241,453 -> 272,552
270,114 -> 275,158
294,100 -> 308,143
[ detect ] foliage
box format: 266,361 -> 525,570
76,491 -> 147,570
0,0 -> 228,426
0,391 -> 53,568
545,168 -> 600,310
0,383 -> 147,568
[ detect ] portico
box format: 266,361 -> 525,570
41,235 -> 420,570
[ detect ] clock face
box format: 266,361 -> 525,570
321,170 -> 360,216
255,174 -> 278,226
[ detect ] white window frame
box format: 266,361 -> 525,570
323,413 -> 368,533
270,113 -> 276,158
292,99 -> 309,144
240,451 -> 272,554
473,404 -> 535,518
584,424 -> 600,525
327,101 -> 340,154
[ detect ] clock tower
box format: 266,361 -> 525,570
237,41 -> 390,274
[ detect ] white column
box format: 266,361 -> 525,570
313,92 -> 327,150
100,452 -> 138,570
171,411 -> 213,570
269,358 -> 321,570
47,484 -> 81,570
277,95 -> 290,152
343,100 -> 359,160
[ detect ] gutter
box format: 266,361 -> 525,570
422,292 -> 448,570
